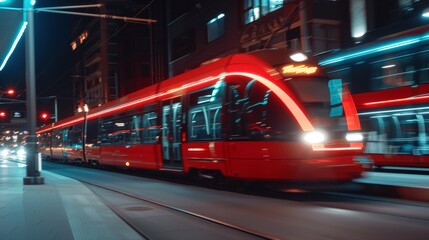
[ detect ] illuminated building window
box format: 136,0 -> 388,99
207,13 -> 225,42
243,0 -> 283,24
70,31 -> 89,51
71,41 -> 77,51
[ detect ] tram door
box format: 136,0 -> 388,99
161,98 -> 183,168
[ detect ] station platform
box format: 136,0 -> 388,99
1,160 -> 429,240
0,160 -> 143,240
354,167 -> 429,203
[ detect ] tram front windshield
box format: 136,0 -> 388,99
286,77 -> 348,132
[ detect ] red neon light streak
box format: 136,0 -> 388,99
363,95 -> 429,106
42,71 -> 317,132
37,117 -> 84,134
54,117 -> 85,129
87,76 -> 219,120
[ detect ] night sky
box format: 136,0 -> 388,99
0,0 -> 93,119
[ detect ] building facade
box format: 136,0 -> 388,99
167,0 -> 348,76
71,0 -> 167,112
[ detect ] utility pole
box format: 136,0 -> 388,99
23,0 -> 44,185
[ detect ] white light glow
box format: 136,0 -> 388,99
302,130 -> 327,144
381,64 -> 396,69
346,132 -> 363,142
290,53 -> 308,62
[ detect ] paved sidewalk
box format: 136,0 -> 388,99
0,160 -> 143,240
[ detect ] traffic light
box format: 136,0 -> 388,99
0,111 -> 8,123
40,112 -> 49,120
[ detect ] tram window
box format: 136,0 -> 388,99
370,55 -> 415,90
371,114 -> 419,155
99,121 -> 114,145
421,113 -> 429,154
113,119 -> 130,145
420,53 -> 429,84
130,115 -> 142,144
38,132 -> 51,149
243,81 -> 277,138
52,130 -> 62,147
188,83 -> 224,141
142,111 -> 158,143
70,124 -> 83,149
228,85 -> 243,137
99,118 -> 131,145
227,78 -> 299,140
86,119 -> 99,146
387,114 -> 418,154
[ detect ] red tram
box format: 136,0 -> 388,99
37,49 -> 366,182
319,29 -> 429,168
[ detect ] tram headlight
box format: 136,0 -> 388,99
302,130 -> 327,144
346,132 -> 364,142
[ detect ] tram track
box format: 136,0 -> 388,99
77,177 -> 280,240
